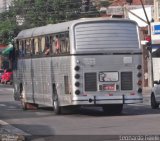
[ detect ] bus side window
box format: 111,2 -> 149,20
54,34 -> 61,55
59,32 -> 70,54
23,40 -> 26,55
60,33 -> 65,54
41,36 -> 45,54
43,36 -> 50,55
52,35 -> 56,55
38,37 -> 42,54
15,40 -> 19,58
19,40 -> 24,57
34,37 -> 39,55
25,39 -> 31,57
49,35 -> 53,54
65,32 -> 70,54
31,39 -> 35,55
22,40 -> 25,56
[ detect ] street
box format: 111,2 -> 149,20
0,86 -> 160,141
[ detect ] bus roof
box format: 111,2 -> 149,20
15,17 -> 138,40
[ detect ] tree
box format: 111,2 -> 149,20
0,0 -> 113,44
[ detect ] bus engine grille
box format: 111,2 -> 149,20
121,72 -> 133,90
84,73 -> 97,91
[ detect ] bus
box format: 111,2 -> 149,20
13,17 -> 143,114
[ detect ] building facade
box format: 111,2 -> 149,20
154,0 -> 160,21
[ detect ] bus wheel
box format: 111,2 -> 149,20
53,93 -> 61,115
151,94 -> 159,109
21,100 -> 27,110
103,104 -> 123,115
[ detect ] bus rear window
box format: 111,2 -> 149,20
74,21 -> 139,50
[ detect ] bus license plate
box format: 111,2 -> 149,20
103,84 -> 116,91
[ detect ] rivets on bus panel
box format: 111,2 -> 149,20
75,82 -> 80,87
75,90 -> 80,95
137,65 -> 142,70
75,74 -> 80,79
137,72 -> 142,78
75,66 -> 80,71
137,88 -> 142,93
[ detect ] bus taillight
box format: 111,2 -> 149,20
137,80 -> 142,86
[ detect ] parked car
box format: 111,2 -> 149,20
1,69 -> 13,84
151,81 -> 160,109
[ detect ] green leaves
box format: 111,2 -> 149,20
0,0 -> 113,45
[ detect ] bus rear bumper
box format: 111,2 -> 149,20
72,95 -> 143,105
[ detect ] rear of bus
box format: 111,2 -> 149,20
70,18 -> 143,112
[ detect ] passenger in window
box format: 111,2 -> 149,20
43,42 -> 50,55
55,35 -> 60,54
44,47 -> 50,55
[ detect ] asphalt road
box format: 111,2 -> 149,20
0,86 -> 160,141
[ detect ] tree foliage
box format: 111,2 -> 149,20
0,0 -> 112,44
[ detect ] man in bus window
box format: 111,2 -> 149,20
44,43 -> 50,55
43,37 -> 50,55
55,35 -> 60,54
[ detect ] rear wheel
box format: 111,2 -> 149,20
53,94 -> 61,114
151,93 -> 159,109
103,104 -> 123,115
53,86 -> 61,115
21,99 -> 27,110
19,84 -> 27,110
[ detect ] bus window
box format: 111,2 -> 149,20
60,33 -> 65,54
43,36 -> 50,55
19,40 -> 24,57
52,36 -> 56,54
31,39 -> 35,55
55,34 -> 61,55
49,35 -> 53,54
41,36 -> 45,54
60,32 -> 70,54
25,39 -> 31,56
15,40 -> 19,58
65,32 -> 70,54
38,37 -> 42,54
23,40 -> 26,55
34,38 -> 39,55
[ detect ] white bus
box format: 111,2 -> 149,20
13,17 -> 143,114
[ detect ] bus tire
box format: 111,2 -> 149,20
21,99 -> 27,110
151,93 -> 159,109
103,104 -> 123,115
53,87 -> 61,115
19,84 -> 27,110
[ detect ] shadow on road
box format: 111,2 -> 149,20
1,100 -> 160,118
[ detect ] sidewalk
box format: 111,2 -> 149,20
143,87 -> 151,103
143,87 -> 151,95
0,120 -> 29,141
